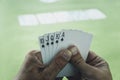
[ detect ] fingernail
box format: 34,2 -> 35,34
69,46 -> 78,55
62,49 -> 72,61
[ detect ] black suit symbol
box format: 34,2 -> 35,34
56,40 -> 58,43
42,45 -> 45,48
46,42 -> 49,45
61,38 -> 64,41
51,42 -> 54,45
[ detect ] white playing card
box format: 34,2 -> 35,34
49,33 -> 55,59
43,34 -> 51,63
56,30 -> 93,77
39,36 -> 47,63
53,31 -> 61,56
55,31 -> 65,53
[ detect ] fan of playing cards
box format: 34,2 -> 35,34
39,29 -> 93,77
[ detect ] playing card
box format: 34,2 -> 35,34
55,30 -> 92,77
43,34 -> 51,63
55,31 -> 65,53
39,36 -> 46,63
39,29 -> 93,77
53,31 -> 61,56
49,33 -> 55,59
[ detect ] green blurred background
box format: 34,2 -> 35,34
0,0 -> 120,80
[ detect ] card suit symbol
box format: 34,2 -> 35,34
51,42 -> 54,45
46,42 -> 49,45
42,45 -> 45,48
56,40 -> 58,43
61,38 -> 64,41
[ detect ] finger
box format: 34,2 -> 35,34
25,50 -> 44,69
86,51 -> 108,68
68,46 -> 105,79
44,49 -> 72,78
68,45 -> 85,65
86,51 -> 112,80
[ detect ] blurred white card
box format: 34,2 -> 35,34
56,30 -> 92,77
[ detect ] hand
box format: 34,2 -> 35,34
67,46 -> 112,80
15,49 -> 72,80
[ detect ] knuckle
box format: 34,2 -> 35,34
26,53 -> 42,66
72,55 -> 85,65
104,60 -> 109,66
74,58 -> 84,66
55,57 -> 67,70
25,51 -> 38,62
26,50 -> 40,58
27,50 -> 37,56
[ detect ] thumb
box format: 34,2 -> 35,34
68,46 -> 104,79
44,49 -> 72,79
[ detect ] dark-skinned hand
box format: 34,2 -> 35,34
15,46 -> 112,80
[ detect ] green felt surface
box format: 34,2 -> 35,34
0,0 -> 120,80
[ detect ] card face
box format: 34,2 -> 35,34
44,34 -> 50,63
53,31 -> 61,56
39,30 -> 93,77
49,33 -> 55,59
39,36 -> 46,62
